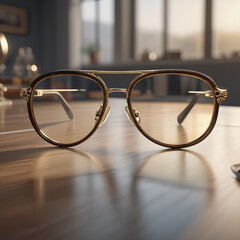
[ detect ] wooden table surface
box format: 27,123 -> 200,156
0,98 -> 240,240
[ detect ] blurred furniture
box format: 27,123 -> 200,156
81,58 -> 239,106
0,83 -> 12,105
0,77 -> 27,99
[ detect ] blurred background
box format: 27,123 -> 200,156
0,0 -> 240,105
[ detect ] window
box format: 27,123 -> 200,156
212,0 -> 240,58
167,0 -> 204,60
80,0 -> 240,64
135,0 -> 204,61
135,0 -> 164,61
81,0 -> 114,65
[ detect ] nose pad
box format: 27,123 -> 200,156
125,106 -> 141,125
95,105 -> 111,126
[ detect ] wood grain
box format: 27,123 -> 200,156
0,99 -> 240,240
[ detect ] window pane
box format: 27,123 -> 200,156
135,0 -> 164,61
81,0 -> 114,65
168,0 -> 204,60
213,0 -> 240,58
82,1 -> 96,65
99,0 -> 114,64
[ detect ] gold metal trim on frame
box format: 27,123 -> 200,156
215,88 -> 228,103
20,88 -> 31,101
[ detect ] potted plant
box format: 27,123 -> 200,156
82,44 -> 98,64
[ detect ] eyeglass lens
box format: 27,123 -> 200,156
32,75 -> 104,144
130,73 -> 215,146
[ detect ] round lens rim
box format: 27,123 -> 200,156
27,70 -> 108,147
127,69 -> 220,149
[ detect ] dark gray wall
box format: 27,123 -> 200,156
0,0 -> 41,75
40,0 -> 69,72
0,0 -> 70,75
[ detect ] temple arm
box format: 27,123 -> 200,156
34,89 -> 86,120
177,90 -> 213,124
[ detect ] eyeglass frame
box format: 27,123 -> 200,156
20,69 -> 227,149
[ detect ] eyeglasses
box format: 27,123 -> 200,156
20,69 -> 227,148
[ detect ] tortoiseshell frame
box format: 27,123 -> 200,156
22,69 -> 227,149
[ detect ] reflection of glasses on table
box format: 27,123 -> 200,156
20,69 -> 227,148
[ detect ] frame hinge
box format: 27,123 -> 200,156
215,88 -> 227,103
20,88 -> 31,101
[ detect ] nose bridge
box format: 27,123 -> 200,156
107,88 -> 128,96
